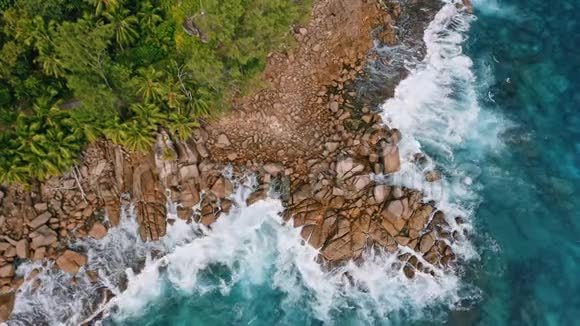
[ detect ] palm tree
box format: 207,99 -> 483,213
121,120 -> 156,152
191,98 -> 210,116
36,49 -> 65,78
190,87 -> 212,116
131,103 -> 166,126
138,1 -> 162,32
45,129 -> 81,165
167,112 -> 199,140
0,164 -> 29,185
104,8 -> 139,49
6,14 -> 54,48
0,136 -> 29,185
39,106 -> 70,130
17,105 -> 82,180
0,103 -> 87,184
134,67 -> 165,103
69,106 -> 110,143
103,112 -> 158,153
102,118 -> 125,145
71,120 -> 101,144
21,151 -> 61,181
166,87 -> 186,109
15,133 -> 59,182
85,0 -> 119,15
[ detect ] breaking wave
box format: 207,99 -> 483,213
6,2 -> 496,326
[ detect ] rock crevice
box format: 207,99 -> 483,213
0,0 -> 473,321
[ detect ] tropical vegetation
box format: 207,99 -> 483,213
0,0 -> 312,184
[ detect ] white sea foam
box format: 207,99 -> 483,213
471,0 -> 520,19
105,185 -> 467,325
381,1 -> 505,260
8,206 -> 156,325
7,2 -> 493,325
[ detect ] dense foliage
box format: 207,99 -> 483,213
0,0 -> 312,184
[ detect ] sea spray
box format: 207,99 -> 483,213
376,0 -> 510,317
7,3 -> 490,325
103,180 -> 469,325
9,177 -> 472,325
8,197 -> 211,325
8,206 -> 156,325
379,0 -> 507,262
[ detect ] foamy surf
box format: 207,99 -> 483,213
5,2 -> 494,325
381,0 -> 506,263
9,185 -> 472,325
103,182 -> 467,325
7,205 -> 161,325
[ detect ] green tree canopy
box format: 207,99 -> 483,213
0,0 -> 313,184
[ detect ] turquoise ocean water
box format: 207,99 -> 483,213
464,0 -> 580,324
8,0 -> 579,325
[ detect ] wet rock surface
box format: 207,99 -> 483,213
0,0 -> 465,322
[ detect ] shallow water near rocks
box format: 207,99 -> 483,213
462,0 -> 580,324
387,0 -> 580,324
102,185 -> 465,326
8,0 -> 580,325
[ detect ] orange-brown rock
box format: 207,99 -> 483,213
15,240 -> 28,259
0,265 -> 14,279
89,222 -> 108,240
206,0 -> 382,173
210,177 -> 233,199
0,292 -> 15,322
425,170 -> 441,182
0,1 -> 457,308
29,226 -> 58,249
381,144 -> 401,174
56,250 -> 87,274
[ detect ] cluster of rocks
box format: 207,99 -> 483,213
0,130 -> 247,321
278,107 -> 460,276
205,0 -> 388,172
146,112 -> 461,278
152,130 -> 237,228
0,170 -> 110,287
0,0 -> 470,322
0,148 -> 117,319
148,102 -> 461,278
195,0 -> 461,274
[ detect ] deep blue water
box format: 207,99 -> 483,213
465,0 -> 580,324
97,0 -> 580,325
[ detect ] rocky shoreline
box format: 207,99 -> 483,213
0,0 -> 473,322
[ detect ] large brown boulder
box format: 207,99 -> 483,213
28,211 -> 52,230
381,144 -> 401,174
322,236 -> 351,261
179,164 -> 200,181
382,199 -> 404,221
89,222 -> 108,240
180,184 -> 200,207
210,177 -> 233,198
263,163 -> 284,176
32,247 -> 46,261
381,199 -> 407,235
15,239 -> 28,259
56,250 -> 87,274
0,264 -> 14,278
29,225 -> 58,249
33,202 -> 48,213
216,134 -> 231,148
425,170 -> 441,182
335,158 -> 354,179
246,189 -> 268,206
0,292 -> 15,322
408,205 -> 433,231
373,185 -> 390,203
